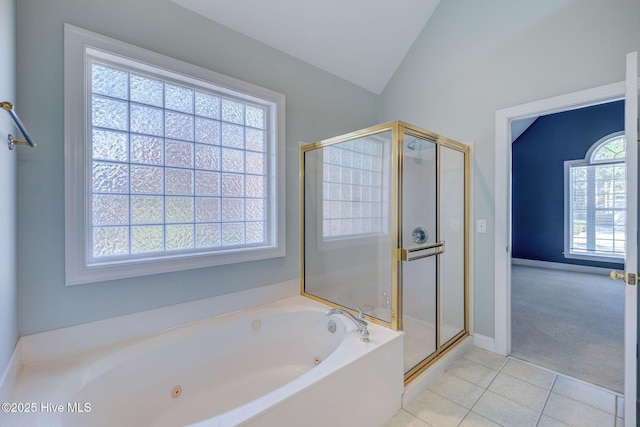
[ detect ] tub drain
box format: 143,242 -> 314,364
313,356 -> 321,365
171,385 -> 182,398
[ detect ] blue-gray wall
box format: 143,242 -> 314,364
12,0 -> 640,390
0,0 -> 17,377
380,0 -> 640,396
512,101 -> 625,269
380,0 -> 640,339
16,0 -> 380,335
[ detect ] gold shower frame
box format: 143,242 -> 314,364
299,121 -> 470,383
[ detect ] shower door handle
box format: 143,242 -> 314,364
399,242 -> 444,262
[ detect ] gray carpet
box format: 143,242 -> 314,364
511,265 -> 624,393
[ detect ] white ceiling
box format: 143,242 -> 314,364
171,0 -> 440,94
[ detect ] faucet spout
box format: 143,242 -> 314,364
324,308 -> 369,342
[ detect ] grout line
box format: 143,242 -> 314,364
508,356 -> 562,378
403,408 -> 435,427
613,394 -> 625,422
507,355 -> 621,395
398,350 -> 621,427
516,360 -> 618,426
535,374 -> 558,426
510,355 -> 621,418
507,356 -> 622,397
498,356 -> 509,371
462,349 -> 510,372
421,358 -> 487,426
471,356 -> 569,426
487,357 -> 555,424
457,409 -> 471,427
460,358 -> 495,424
424,378 -> 475,417
484,360 -> 502,389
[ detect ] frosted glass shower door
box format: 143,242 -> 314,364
439,145 -> 466,345
303,131 -> 394,324
401,134 -> 437,373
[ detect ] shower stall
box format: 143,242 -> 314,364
300,121 -> 469,382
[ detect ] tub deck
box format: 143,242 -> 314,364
2,296 -> 403,427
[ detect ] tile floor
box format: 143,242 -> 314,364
385,347 -> 624,427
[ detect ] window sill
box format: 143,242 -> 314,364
66,244 -> 286,286
564,252 -> 624,264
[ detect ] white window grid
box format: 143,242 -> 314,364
89,58 -> 269,261
565,133 -> 626,261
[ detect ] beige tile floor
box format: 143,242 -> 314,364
385,347 -> 624,427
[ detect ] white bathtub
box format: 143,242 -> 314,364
3,296 -> 403,427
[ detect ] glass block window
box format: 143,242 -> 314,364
566,134 -> 626,260
90,60 -> 269,258
64,25 -> 284,285
321,136 -> 386,239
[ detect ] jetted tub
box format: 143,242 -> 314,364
4,296 -> 403,426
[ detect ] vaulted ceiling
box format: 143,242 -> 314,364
171,0 -> 441,94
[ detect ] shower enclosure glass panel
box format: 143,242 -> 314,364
439,146 -> 467,345
401,134 -> 437,373
301,121 -> 469,383
303,131 -> 394,323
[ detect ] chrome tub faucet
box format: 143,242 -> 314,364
325,308 -> 369,342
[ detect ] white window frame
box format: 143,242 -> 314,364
564,131 -> 625,263
64,24 -> 285,285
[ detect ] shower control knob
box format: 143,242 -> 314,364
412,227 -> 428,244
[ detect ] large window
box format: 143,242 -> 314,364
64,25 -> 285,285
565,132 -> 625,261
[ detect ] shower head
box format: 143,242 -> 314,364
405,138 -> 423,164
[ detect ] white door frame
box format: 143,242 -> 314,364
623,51 -> 638,422
494,52 -> 640,424
494,80 -> 631,356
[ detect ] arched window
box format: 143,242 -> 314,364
591,135 -> 625,162
565,132 -> 626,261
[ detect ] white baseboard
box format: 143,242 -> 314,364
511,258 -> 613,275
402,336 -> 474,407
472,333 -> 497,354
21,279 -> 298,365
0,341 -> 22,425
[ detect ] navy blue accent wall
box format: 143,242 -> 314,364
512,101 -> 624,269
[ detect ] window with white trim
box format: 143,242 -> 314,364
565,132 -> 625,261
64,25 -> 285,285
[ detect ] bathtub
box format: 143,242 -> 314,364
3,296 -> 403,427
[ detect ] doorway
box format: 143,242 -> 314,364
510,102 -> 625,392
494,52 -> 638,423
